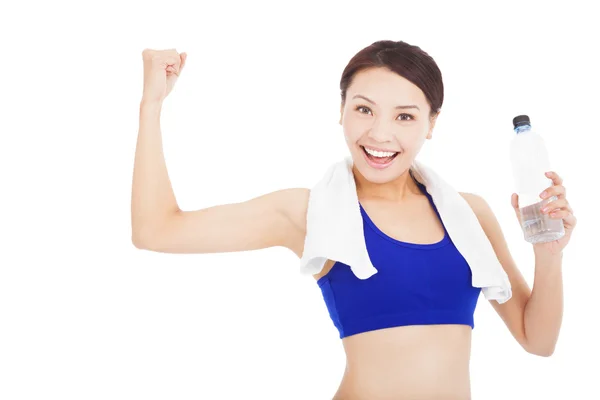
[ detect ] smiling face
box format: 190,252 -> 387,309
340,67 -> 439,185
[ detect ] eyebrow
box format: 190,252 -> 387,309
352,94 -> 420,111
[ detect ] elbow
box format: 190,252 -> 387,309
525,342 -> 556,357
537,347 -> 556,357
131,212 -> 178,251
131,217 -> 167,250
132,231 -> 149,249
132,237 -> 146,250
132,227 -> 156,250
531,348 -> 555,357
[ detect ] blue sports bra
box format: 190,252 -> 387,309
316,177 -> 482,339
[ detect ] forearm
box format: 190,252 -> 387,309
131,100 -> 179,241
523,248 -> 564,356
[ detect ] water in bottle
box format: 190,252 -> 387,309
510,115 -> 565,243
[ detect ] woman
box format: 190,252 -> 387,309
131,40 -> 576,399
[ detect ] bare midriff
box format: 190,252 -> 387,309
332,324 -> 473,400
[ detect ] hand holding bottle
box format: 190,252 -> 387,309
511,171 -> 576,254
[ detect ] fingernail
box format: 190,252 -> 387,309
540,191 -> 547,198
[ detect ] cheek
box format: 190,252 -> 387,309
342,124 -> 363,143
398,127 -> 427,145
402,135 -> 427,155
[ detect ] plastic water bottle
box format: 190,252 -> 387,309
510,115 -> 565,243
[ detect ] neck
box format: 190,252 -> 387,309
353,166 -> 422,203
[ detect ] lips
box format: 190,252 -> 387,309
361,146 -> 399,162
361,145 -> 399,155
361,146 -> 400,169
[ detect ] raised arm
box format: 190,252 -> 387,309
131,49 -> 309,256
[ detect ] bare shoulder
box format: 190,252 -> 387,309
459,191 -> 501,238
459,192 -> 491,216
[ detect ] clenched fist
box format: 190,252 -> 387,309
141,48 -> 187,104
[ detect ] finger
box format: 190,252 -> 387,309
545,171 -> 563,186
167,56 -> 181,71
541,198 -> 569,214
174,54 -> 183,75
180,52 -> 187,70
151,55 -> 180,73
164,56 -> 182,76
548,208 -> 576,227
511,193 -> 519,209
540,184 -> 566,200
548,209 -> 567,219
564,212 -> 577,228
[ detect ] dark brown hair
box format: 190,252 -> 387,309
340,40 -> 444,119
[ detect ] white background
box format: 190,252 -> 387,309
1,1 -> 598,399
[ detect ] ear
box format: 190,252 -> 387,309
339,103 -> 344,125
426,111 -> 440,140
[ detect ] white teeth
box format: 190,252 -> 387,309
363,147 -> 397,158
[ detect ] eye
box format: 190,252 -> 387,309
354,105 -> 414,121
356,105 -> 372,115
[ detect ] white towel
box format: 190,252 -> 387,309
300,156 -> 512,304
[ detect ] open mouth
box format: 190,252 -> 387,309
361,146 -> 399,165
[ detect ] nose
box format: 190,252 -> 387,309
366,118 -> 394,143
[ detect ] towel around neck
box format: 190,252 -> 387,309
299,156 -> 512,304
